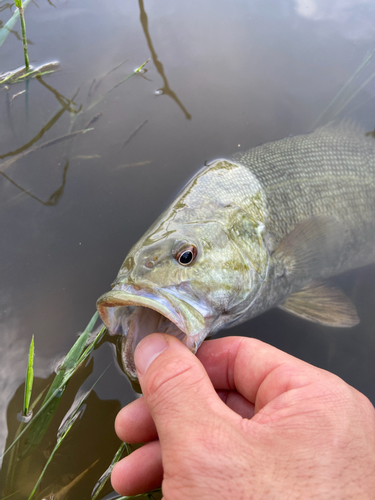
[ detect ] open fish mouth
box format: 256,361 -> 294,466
97,285 -> 207,380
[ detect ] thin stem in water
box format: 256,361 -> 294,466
14,0 -> 29,71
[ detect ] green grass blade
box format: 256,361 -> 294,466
27,414 -> 77,500
23,335 -> 34,416
28,368 -> 110,500
76,324 -> 106,367
86,59 -> 150,112
1,386 -> 63,460
0,0 -> 32,47
4,385 -> 49,491
1,313 -> 104,460
91,442 -> 129,500
38,311 -> 99,406
1,492 -> 20,499
59,311 -> 99,372
23,312 -> 99,452
107,59 -> 150,94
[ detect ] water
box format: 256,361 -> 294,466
1,0 -> 375,498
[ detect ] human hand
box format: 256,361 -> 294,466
111,334 -> 375,499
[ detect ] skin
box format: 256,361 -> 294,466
111,335 -> 375,499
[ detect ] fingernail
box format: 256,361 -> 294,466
135,334 -> 169,376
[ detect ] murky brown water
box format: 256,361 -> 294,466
1,0 -> 375,498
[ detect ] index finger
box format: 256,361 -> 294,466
196,337 -> 330,412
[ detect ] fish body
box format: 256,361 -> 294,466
97,122 -> 375,379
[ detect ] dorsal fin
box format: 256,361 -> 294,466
316,119 -> 366,137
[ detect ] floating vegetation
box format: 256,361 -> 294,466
10,89 -> 26,102
0,61 -> 60,86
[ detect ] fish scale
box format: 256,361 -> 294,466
232,124 -> 375,271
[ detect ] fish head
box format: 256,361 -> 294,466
97,175 -> 269,380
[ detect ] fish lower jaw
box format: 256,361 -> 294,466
97,289 -> 203,380
118,307 -> 201,380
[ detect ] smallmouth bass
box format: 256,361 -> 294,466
97,122 -> 375,380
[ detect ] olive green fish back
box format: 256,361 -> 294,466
231,123 -> 375,273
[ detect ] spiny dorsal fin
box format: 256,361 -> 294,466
279,281 -> 359,327
316,119 -> 366,137
274,216 -> 345,278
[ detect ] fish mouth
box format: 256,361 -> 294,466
96,285 -> 207,380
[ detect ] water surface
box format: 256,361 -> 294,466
1,0 -> 375,498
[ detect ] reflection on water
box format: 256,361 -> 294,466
0,361 -> 122,499
0,80 -> 80,160
0,159 -> 69,206
1,0 -> 375,498
138,0 -> 191,120
0,74 -> 80,206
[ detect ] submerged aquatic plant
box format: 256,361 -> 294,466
28,370 -> 110,500
1,314 -> 106,491
91,442 -> 130,500
115,492 -> 162,500
0,55 -> 157,498
1,310 -> 159,499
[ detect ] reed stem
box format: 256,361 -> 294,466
14,0 -> 29,71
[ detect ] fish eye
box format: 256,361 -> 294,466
175,245 -> 197,266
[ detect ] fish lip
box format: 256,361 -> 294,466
96,284 -> 207,378
97,287 -> 190,338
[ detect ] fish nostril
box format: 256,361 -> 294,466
145,256 -> 159,269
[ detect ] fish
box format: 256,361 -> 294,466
97,121 -> 375,380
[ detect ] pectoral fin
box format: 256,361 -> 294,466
274,216 -> 345,278
279,282 -> 359,327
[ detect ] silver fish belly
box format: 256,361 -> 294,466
97,122 -> 375,380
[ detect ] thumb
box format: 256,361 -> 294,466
134,333 -> 225,447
